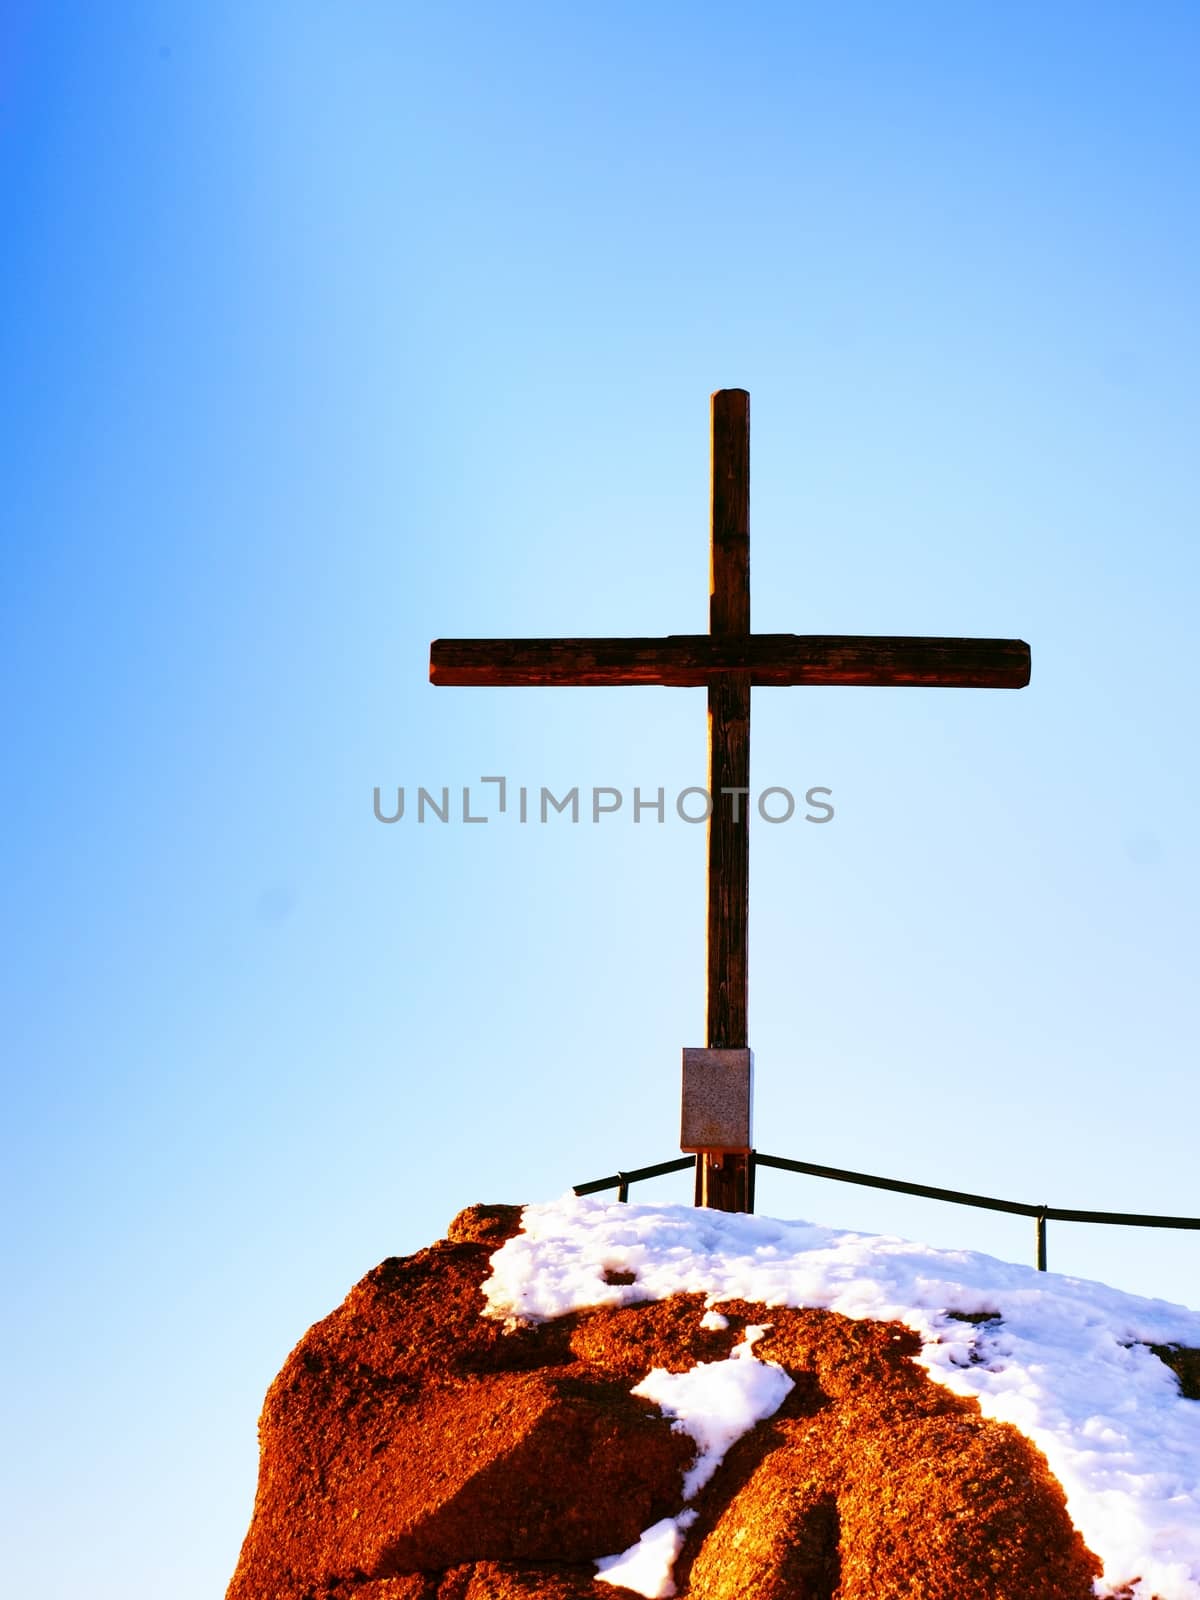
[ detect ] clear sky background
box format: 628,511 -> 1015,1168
2,4 -> 1198,1596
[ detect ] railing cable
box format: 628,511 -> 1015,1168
573,1151 -> 1200,1272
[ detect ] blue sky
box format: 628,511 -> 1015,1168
3,5 -> 1199,1596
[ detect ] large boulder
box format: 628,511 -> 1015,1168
227,1205 -> 1102,1600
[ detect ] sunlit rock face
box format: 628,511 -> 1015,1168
226,1201 -> 1101,1600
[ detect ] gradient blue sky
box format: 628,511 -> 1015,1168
3,5 -> 1199,1596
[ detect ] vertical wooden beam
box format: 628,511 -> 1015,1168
695,1150 -> 751,1211
710,389 -> 750,635
707,388 -> 751,1052
706,672 -> 750,1048
703,389 -> 752,1212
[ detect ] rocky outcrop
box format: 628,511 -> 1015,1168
227,1203 -> 1103,1600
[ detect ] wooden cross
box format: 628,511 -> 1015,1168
430,390 -> 1030,1213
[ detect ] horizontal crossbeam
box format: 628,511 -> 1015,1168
430,634 -> 1030,689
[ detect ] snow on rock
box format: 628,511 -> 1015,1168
596,1512 -> 696,1598
484,1195 -> 1200,1600
637,1325 -> 794,1498
595,1327 -> 795,1596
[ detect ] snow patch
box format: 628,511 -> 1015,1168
635,1324 -> 794,1497
595,1511 -> 696,1598
484,1195 -> 1200,1600
594,1325 -> 793,1595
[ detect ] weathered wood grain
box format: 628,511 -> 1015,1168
707,672 -> 750,1049
430,634 -> 1031,689
698,393 -> 753,1210
694,1149 -> 753,1212
710,389 -> 750,635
